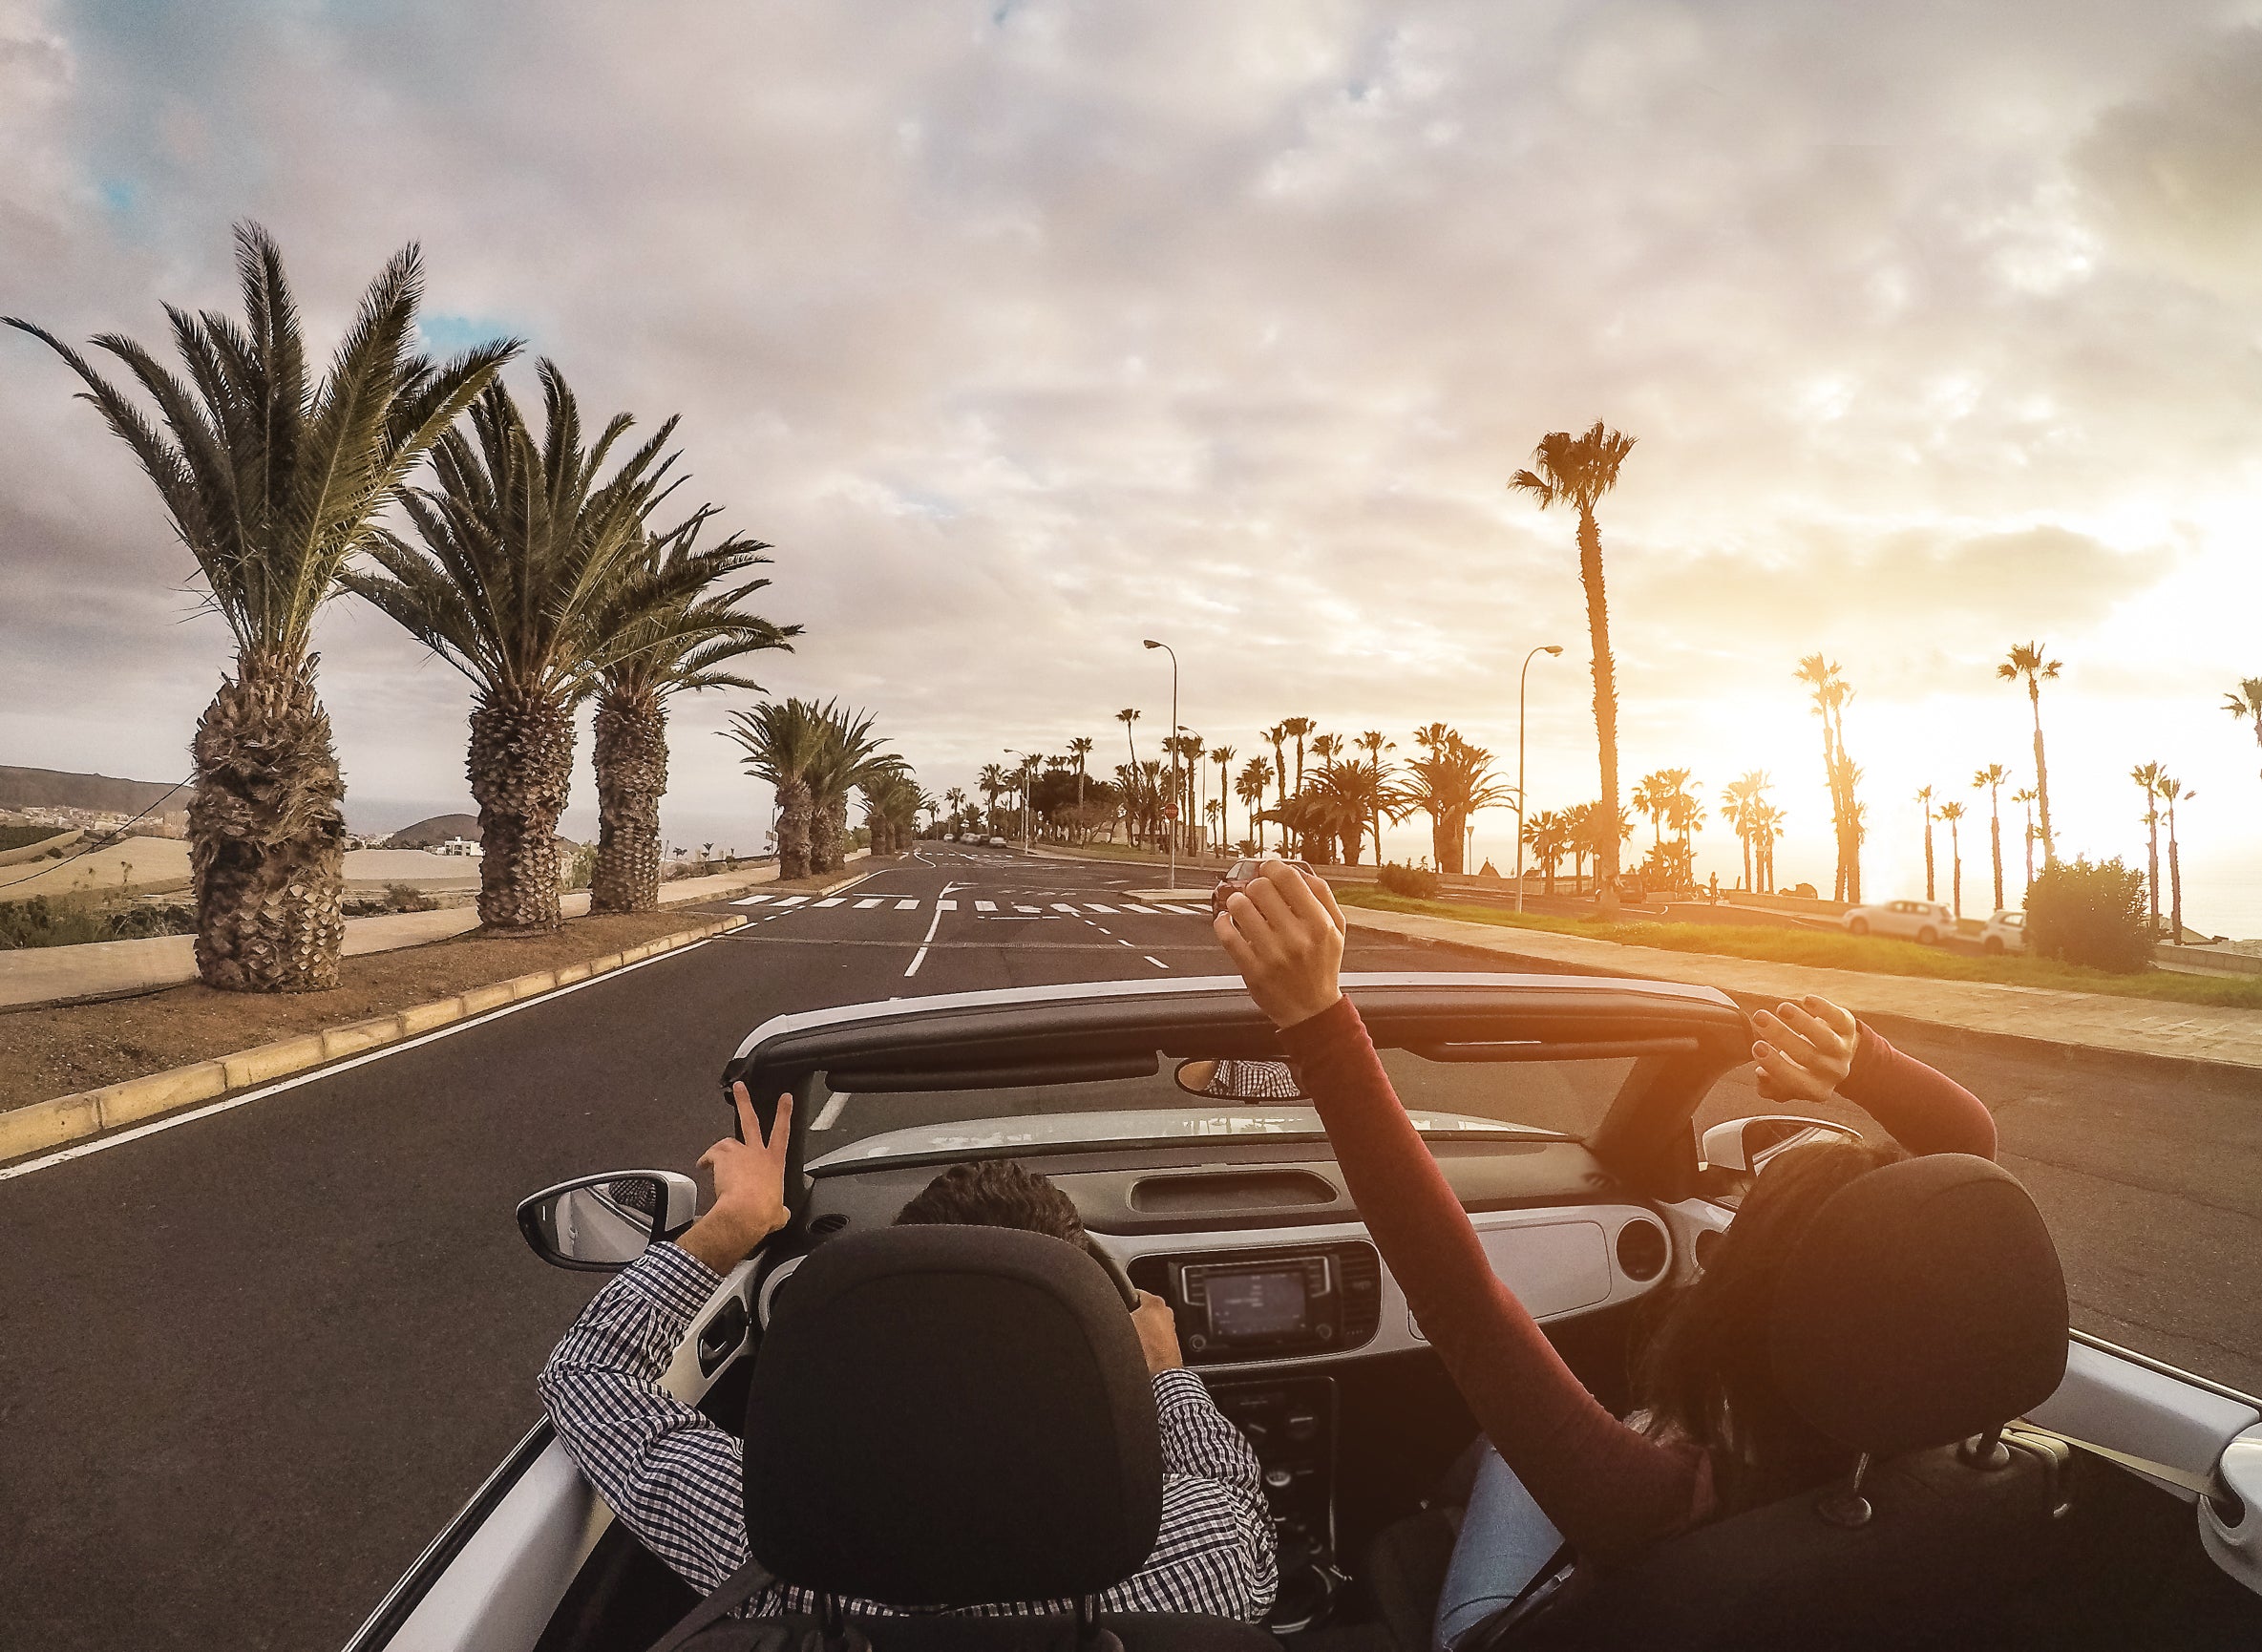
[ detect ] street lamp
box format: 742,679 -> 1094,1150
1515,644 -> 1566,915
1143,639 -> 1180,889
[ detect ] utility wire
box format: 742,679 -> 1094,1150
0,777 -> 195,894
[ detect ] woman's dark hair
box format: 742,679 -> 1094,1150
894,1158 -> 1087,1244
1631,1138 -> 1907,1513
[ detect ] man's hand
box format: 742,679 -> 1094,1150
1212,860 -> 1346,1029
1132,1290 -> 1184,1375
677,1085 -> 793,1274
1751,996 -> 1859,1107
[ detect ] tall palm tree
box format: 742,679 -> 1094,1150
977,764 -> 1007,833
1795,654 -> 1858,900
1511,421 -> 1638,911
1209,746 -> 1237,852
1357,731 -> 1397,864
723,699 -> 827,878
1264,723 -> 1292,849
2154,775 -> 2193,942
1236,757 -> 1273,853
585,512 -> 797,912
1524,811 -> 1571,894
1115,708 -> 1142,773
1282,717 -> 1320,793
1165,731 -> 1206,856
1998,643 -> 2061,862
345,363 -> 680,931
1068,736 -> 1095,835
1937,800 -> 1967,919
944,786 -> 970,834
1632,771 -> 1673,851
1722,772 -> 1768,892
1972,764 -> 2010,913
2130,761 -> 2167,934
2011,786 -> 2039,889
1403,728 -> 1512,875
1915,786 -> 1937,901
806,705 -> 889,871
2223,680 -> 2262,781
5,224 -> 515,989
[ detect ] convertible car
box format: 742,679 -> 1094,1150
345,973 -> 2262,1651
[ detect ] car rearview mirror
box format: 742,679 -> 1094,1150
1701,1114 -> 1864,1175
516,1171 -> 700,1271
1173,1057 -> 1308,1101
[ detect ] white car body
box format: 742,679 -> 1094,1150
1981,909 -> 2029,954
1843,898 -> 1955,943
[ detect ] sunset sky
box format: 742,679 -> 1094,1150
4,1 -> 2259,928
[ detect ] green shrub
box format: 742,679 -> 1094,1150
384,880 -> 437,913
2025,857 -> 2152,973
1378,861 -> 1441,900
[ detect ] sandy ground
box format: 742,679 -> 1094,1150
0,841 -> 492,904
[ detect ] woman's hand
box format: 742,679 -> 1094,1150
1750,996 -> 1859,1107
1212,861 -> 1347,1029
678,1084 -> 793,1273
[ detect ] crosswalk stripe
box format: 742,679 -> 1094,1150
976,900 -> 997,912
1086,903 -> 1119,914
1159,905 -> 1203,916
775,895 -> 809,905
1015,904 -> 1040,913
731,894 -> 773,906
814,897 -> 846,907
938,900 -> 958,910
854,898 -> 885,909
1050,903 -> 1080,914
895,899 -> 920,910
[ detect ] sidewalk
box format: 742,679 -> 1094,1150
0,861 -> 802,1009
1342,905 -> 2262,1072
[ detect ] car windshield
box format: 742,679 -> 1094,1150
805,1046 -> 1638,1162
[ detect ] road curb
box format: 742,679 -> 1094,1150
0,914 -> 748,1167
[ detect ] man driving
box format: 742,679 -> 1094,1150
538,1085 -> 1279,1623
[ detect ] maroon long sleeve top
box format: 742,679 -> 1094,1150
1277,997 -> 1996,1561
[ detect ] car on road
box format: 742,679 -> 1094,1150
349,975 -> 2262,1652
1841,898 -> 1955,944
1981,909 -> 2029,954
1211,856 -> 1317,918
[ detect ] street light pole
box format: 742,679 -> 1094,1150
1005,748 -> 1036,855
1515,644 -> 1566,915
1143,639 -> 1179,889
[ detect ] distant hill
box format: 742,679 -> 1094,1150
0,765 -> 183,815
386,814 -> 481,849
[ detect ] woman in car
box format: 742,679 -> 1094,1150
1212,863 -> 1999,1650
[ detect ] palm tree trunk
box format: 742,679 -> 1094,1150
2145,809 -> 2161,933
2029,688 -> 2055,861
2167,804 -> 2184,942
591,688 -> 667,914
1576,505 -> 1621,912
188,659 -> 348,992
811,790 -> 846,871
1989,804 -> 2004,911
468,685 -> 574,931
1923,819 -> 1935,901
1950,827 -> 1961,918
775,779 -> 813,879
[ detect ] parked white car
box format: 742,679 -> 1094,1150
1842,899 -> 1954,944
1980,909 -> 2029,954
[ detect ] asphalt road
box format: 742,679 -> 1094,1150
0,847 -> 2254,1651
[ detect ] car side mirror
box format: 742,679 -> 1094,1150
517,1171 -> 700,1271
1701,1115 -> 1864,1175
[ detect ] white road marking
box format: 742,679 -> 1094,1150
814,897 -> 846,908
1144,955 -> 1169,969
854,897 -> 885,909
1050,903 -> 1080,913
774,895 -> 809,906
1086,904 -> 1119,914
0,939 -> 724,1183
904,878 -> 966,978
731,894 -> 773,905
976,900 -> 997,912
1014,904 -> 1040,913
938,900 -> 958,911
810,1091 -> 852,1131
895,899 -> 920,910
1159,904 -> 1202,916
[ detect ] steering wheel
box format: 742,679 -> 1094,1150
1085,1238 -> 1143,1311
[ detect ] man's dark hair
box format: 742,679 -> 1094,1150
894,1158 -> 1086,1244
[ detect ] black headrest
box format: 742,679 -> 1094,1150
743,1224 -> 1164,1607
1771,1154 -> 2067,1459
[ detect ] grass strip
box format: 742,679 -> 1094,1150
1336,888 -> 2262,1010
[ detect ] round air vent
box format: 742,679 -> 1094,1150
1616,1218 -> 1669,1282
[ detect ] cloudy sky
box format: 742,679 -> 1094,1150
4,0 -> 2260,927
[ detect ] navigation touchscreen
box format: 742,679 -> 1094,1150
1204,1268 -> 1310,1341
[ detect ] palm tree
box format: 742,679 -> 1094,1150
1068,736 -> 1095,835
2011,786 -> 2039,889
1209,746 -> 1237,853
1115,708 -> 1142,769
1915,786 -> 1937,901
806,705 -> 889,871
585,513 -> 797,912
1263,724 -> 1291,849
2154,775 -> 2193,942
1722,772 -> 1768,892
1632,772 -> 1673,851
977,764 -> 1007,833
1165,731 -> 1206,856
943,786 -> 970,834
346,362 -> 678,932
1236,756 -> 1273,854
5,224 -> 514,989
1282,717 -> 1320,793
1750,800 -> 1786,894
1937,800 -> 1967,919
1524,810 -> 1571,894
1357,732 -> 1397,863
1404,727 -> 1512,875
1998,643 -> 2062,861
723,699 -> 827,878
1972,764 -> 2011,913
1511,421 -> 1638,910
2129,761 -> 2167,933
859,761 -> 922,857
1795,654 -> 1858,900
2224,680 -> 2262,781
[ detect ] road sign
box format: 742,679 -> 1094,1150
1163,804 -> 1179,820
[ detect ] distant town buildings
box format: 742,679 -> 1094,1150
0,804 -> 188,839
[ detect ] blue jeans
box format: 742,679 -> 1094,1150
1433,1449 -> 1568,1652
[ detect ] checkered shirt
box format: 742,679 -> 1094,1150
538,1242 -> 1279,1623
